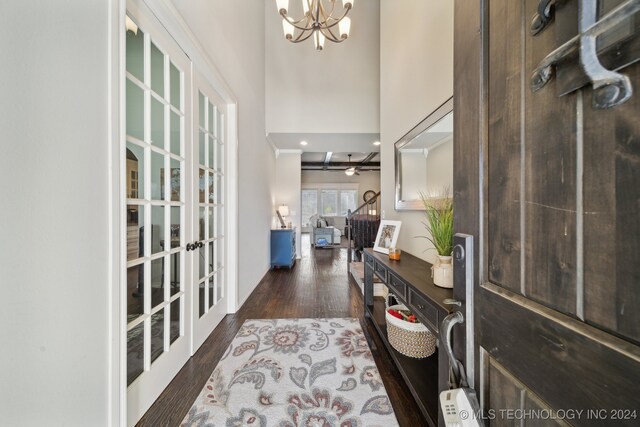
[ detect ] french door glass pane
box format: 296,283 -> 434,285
150,42 -> 164,97
150,310 -> 165,364
150,97 -> 164,148
151,258 -> 164,308
208,208 -> 214,239
151,206 -> 164,254
170,112 -> 181,155
127,205 -> 144,261
126,26 -> 144,81
199,207 -> 205,241
170,253 -> 180,296
321,190 -> 338,216
170,159 -> 181,201
208,135 -> 214,168
216,240 -> 224,269
126,80 -> 144,141
126,143 -> 145,199
301,190 -> 317,227
127,322 -> 144,386
198,282 -> 205,317
151,151 -> 163,200
199,131 -> 206,167
199,169 -> 205,203
208,275 -> 214,308
170,62 -> 180,109
127,265 -> 144,320
169,298 -> 180,344
209,173 -> 215,203
199,92 -> 205,127
199,245 -> 205,280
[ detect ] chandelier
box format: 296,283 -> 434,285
276,0 -> 354,51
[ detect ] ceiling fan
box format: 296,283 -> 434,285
345,154 -> 360,176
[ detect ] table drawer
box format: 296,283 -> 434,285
408,288 -> 439,332
373,259 -> 387,282
387,273 -> 407,300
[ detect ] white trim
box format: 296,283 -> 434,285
266,134 -> 279,157
109,0 -> 127,425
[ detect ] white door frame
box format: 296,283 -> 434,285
109,0 -> 240,425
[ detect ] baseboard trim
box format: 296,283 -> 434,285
235,266 -> 270,311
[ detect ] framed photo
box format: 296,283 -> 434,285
373,220 -> 402,254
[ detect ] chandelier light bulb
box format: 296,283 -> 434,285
282,20 -> 295,39
314,31 -> 326,51
339,16 -> 351,39
276,0 -> 289,13
302,0 -> 310,15
345,168 -> 355,176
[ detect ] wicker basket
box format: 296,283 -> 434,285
385,304 -> 436,359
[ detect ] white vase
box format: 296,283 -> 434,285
432,255 -> 453,288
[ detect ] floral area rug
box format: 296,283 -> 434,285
181,318 -> 399,427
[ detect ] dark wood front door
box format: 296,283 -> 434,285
454,1 -> 640,425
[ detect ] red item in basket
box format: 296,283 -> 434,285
387,309 -> 404,320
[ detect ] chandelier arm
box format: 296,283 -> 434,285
320,0 -> 336,22
290,29 -> 316,43
281,12 -> 315,31
319,26 -> 343,43
318,7 -> 351,30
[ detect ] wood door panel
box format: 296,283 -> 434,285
484,352 -> 570,427
455,0 -> 640,423
487,0 -> 523,293
524,0 -> 578,316
478,285 -> 640,425
583,63 -> 640,344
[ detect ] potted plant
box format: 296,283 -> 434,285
418,190 -> 454,288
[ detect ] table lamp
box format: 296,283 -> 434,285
277,205 -> 290,228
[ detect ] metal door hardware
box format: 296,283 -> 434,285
443,299 -> 462,307
186,241 -> 203,251
531,0 -> 640,109
531,0 -> 559,36
453,233 -> 474,388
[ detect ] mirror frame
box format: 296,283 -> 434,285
394,97 -> 454,211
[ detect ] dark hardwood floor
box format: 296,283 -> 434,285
137,234 -> 427,426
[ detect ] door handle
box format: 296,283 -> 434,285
186,241 -> 203,251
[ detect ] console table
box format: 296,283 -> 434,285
270,228 -> 296,268
363,248 -> 453,427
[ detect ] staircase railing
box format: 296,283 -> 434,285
346,191 -> 381,264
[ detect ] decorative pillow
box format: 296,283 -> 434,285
318,219 -> 328,228
309,214 -> 319,227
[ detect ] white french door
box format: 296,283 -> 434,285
124,5 -> 192,425
191,73 -> 227,351
123,3 -> 233,425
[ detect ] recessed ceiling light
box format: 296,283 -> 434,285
373,141 -> 381,146
300,141 -> 308,146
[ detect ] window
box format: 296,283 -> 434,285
301,190 -> 318,227
340,190 -> 357,216
301,185 -> 359,225
321,190 -> 338,216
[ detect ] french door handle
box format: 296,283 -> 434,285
187,241 -> 204,251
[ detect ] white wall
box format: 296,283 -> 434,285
301,170 -> 381,206
265,0 -> 380,134
274,153 -> 302,258
0,1 -> 112,424
171,0 -> 275,303
380,0 -> 454,263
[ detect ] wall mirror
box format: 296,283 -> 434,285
395,97 -> 453,210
